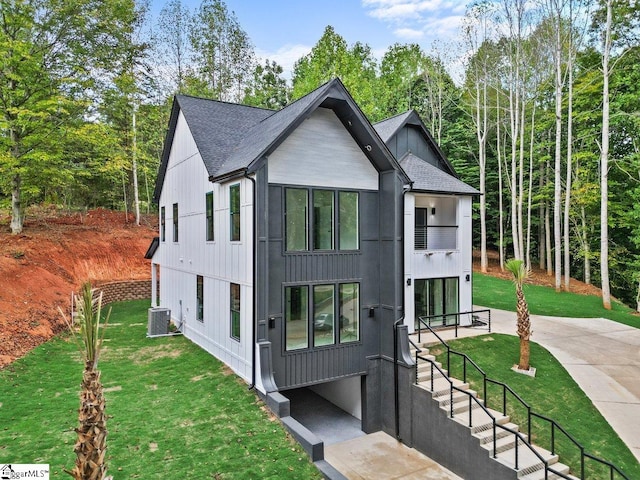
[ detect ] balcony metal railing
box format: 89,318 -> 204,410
414,225 -> 458,251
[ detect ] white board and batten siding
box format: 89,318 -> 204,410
268,107 -> 379,190
403,193 -> 474,331
156,110 -> 254,382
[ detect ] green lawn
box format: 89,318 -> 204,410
473,272 -> 640,328
0,300 -> 322,479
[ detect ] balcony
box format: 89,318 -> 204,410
414,225 -> 458,251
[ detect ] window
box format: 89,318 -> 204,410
230,283 -> 240,340
206,191 -> 214,241
313,190 -> 334,250
339,283 -> 359,343
414,277 -> 459,328
339,192 -> 359,250
196,275 -> 204,322
160,206 -> 165,242
285,189 -> 308,251
230,184 -> 240,241
313,284 -> 335,347
173,203 -> 179,242
285,286 -> 308,350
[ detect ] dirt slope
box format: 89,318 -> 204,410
0,207 -> 157,367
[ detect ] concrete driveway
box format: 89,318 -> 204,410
451,307 -> 640,463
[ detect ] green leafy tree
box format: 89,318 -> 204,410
0,0 -> 138,234
292,26 -> 378,118
243,60 -> 291,110
188,0 -> 255,101
378,43 -> 429,118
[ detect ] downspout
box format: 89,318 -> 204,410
245,171 -> 257,390
394,182 -> 412,441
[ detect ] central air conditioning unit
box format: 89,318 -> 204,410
147,307 -> 171,337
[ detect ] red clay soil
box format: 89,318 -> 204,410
473,250 -> 604,297
0,207 -> 157,368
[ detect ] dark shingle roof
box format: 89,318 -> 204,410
373,111 -> 414,143
153,78 -> 410,201
176,95 -> 274,177
400,153 -> 479,195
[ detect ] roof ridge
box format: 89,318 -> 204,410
176,93 -> 276,113
373,109 -> 413,125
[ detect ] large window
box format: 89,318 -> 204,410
285,286 -> 308,350
285,188 -> 359,252
196,275 -> 204,322
230,184 -> 240,241
286,189 -> 308,251
160,206 -> 165,242
313,284 -> 335,347
230,283 -> 240,340
206,191 -> 214,241
284,282 -> 360,351
313,190 -> 334,250
173,203 -> 179,242
414,277 -> 459,327
339,191 -> 359,250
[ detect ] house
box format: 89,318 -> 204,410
148,78 -> 478,463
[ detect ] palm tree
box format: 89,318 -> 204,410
505,259 -> 532,371
60,282 -> 111,480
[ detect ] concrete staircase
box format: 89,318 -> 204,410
410,341 -> 580,480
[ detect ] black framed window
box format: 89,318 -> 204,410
230,184 -> 240,241
173,203 -> 179,242
160,206 -> 165,242
339,191 -> 359,250
313,190 -> 334,250
206,191 -> 214,241
230,283 -> 240,340
339,283 -> 359,343
313,284 -> 335,347
414,277 -> 459,328
285,286 -> 308,350
196,275 -> 204,322
285,188 -> 308,251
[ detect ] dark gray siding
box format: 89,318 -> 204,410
387,125 -> 446,171
265,185 -> 382,389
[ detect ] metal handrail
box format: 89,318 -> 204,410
415,352 -> 564,477
414,318 -> 630,480
416,309 -> 491,340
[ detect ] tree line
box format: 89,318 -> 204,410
2,0 -> 639,310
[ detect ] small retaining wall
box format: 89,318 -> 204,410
95,279 -> 150,305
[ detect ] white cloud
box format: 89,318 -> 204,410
394,27 -> 425,40
363,0 -> 445,21
255,44 -> 312,82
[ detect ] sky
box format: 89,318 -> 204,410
150,0 -> 470,81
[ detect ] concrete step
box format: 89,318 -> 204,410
480,430 -> 528,455
416,357 -> 439,370
416,366 -> 447,383
418,375 -> 470,397
433,388 -> 478,409
494,443 -> 560,478
451,405 -> 510,434
518,461 -> 578,480
473,422 -> 519,445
